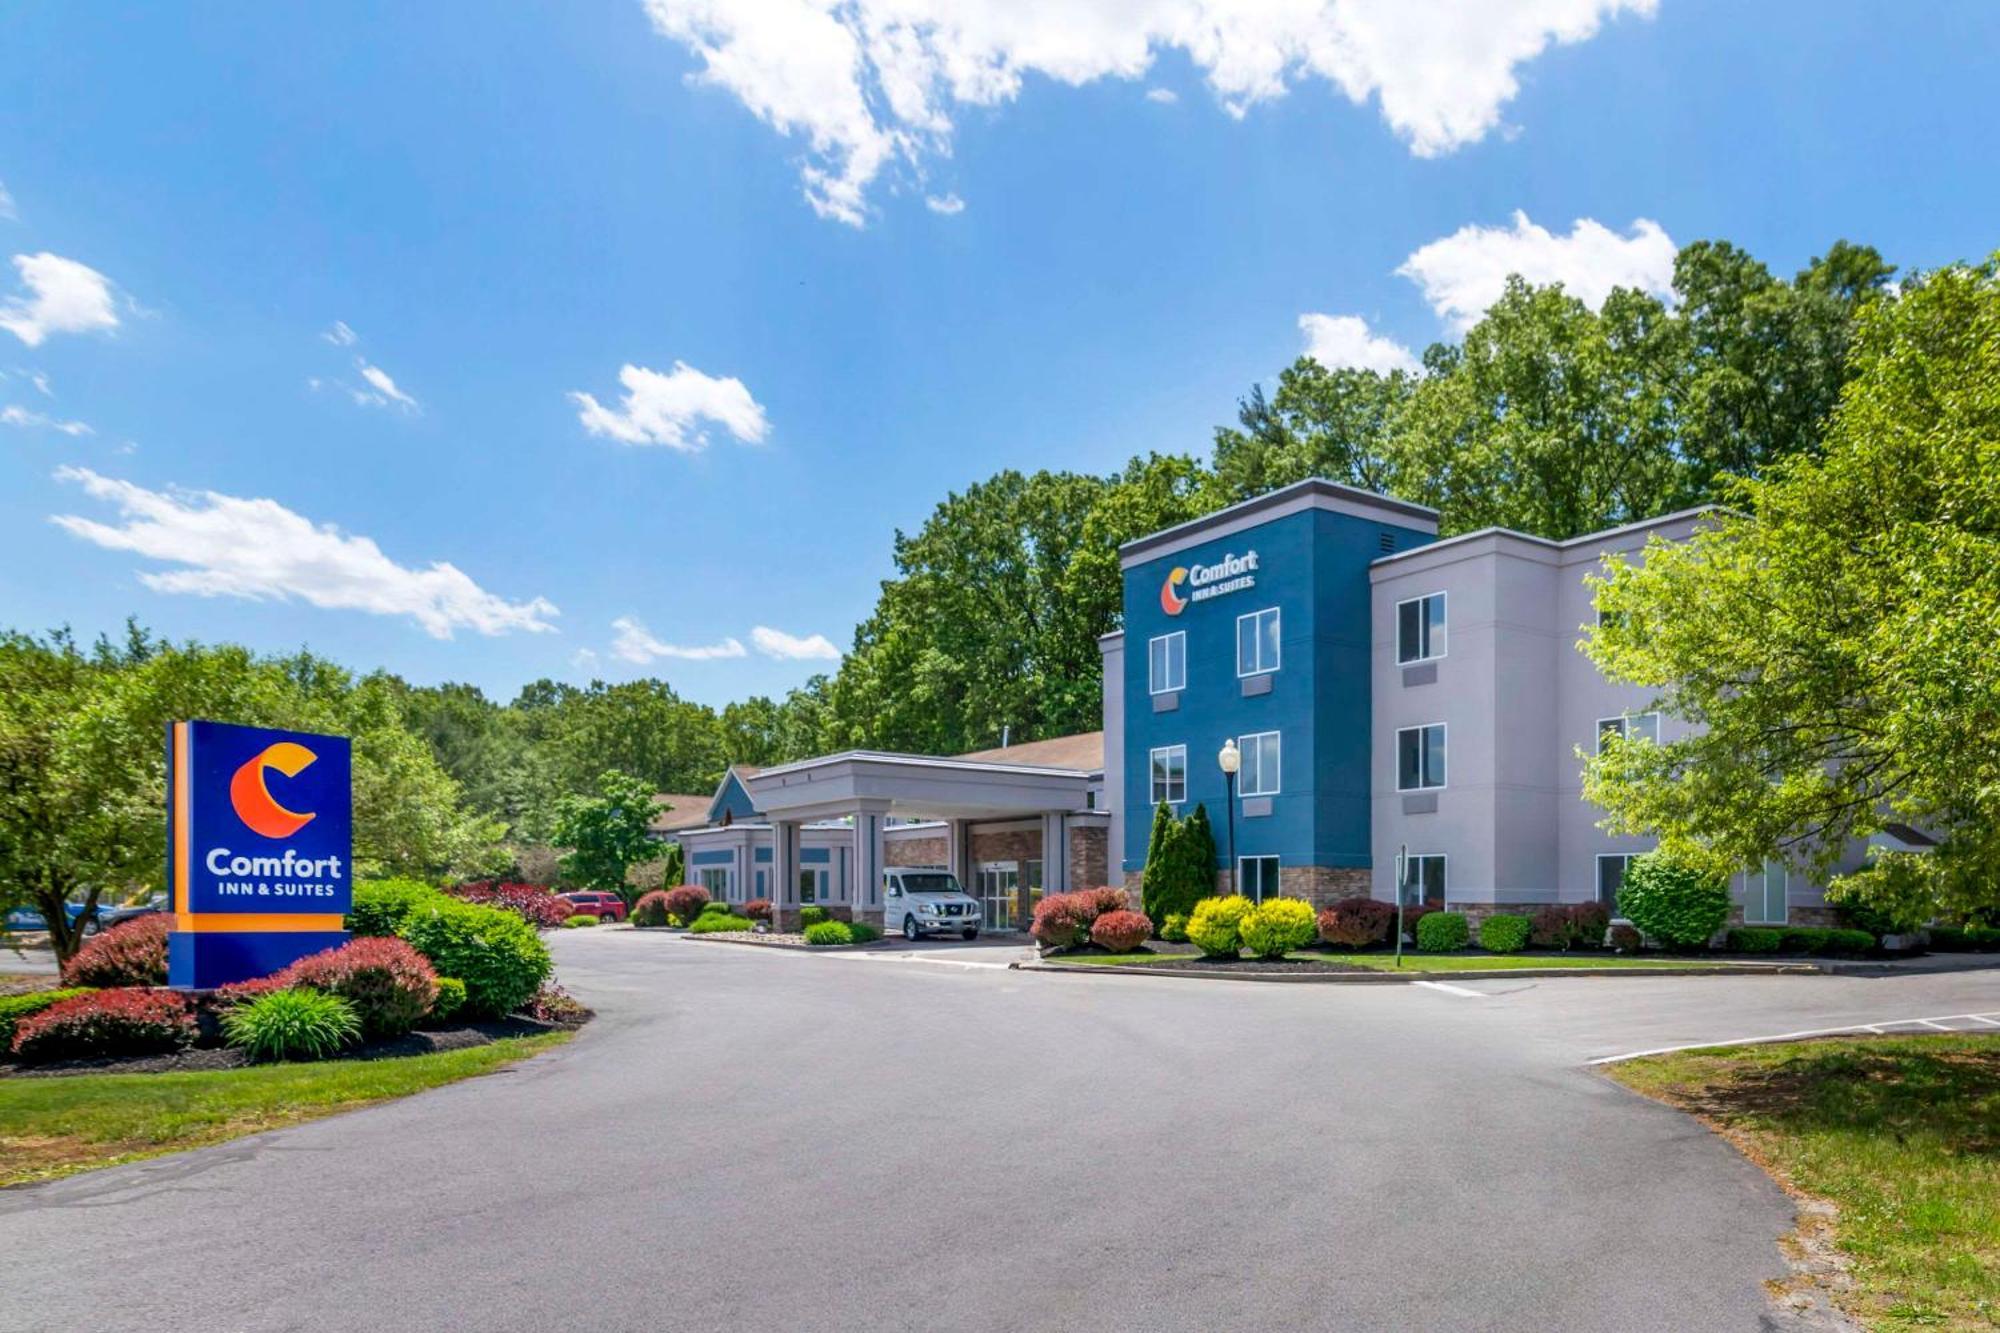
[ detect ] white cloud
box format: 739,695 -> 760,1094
0,252 -> 121,347
1397,210 -> 1678,332
750,625 -> 842,661
357,361 -> 419,411
571,361 -> 769,452
323,320 -> 358,347
1298,312 -> 1419,375
1145,87 -> 1178,104
2,404 -> 92,436
30,370 -> 51,398
610,615 -> 748,663
570,648 -> 601,671
643,0 -> 1653,224
924,192 -> 966,215
50,467 -> 558,639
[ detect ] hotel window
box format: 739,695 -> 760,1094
1149,744 -> 1187,806
1400,854 -> 1446,905
1596,854 -> 1634,913
1148,631 -> 1186,695
1396,724 -> 1446,791
1396,592 -> 1446,664
1237,607 -> 1281,677
1596,712 -> 1661,752
1237,730 -> 1281,797
1239,855 -> 1281,903
1745,860 -> 1788,925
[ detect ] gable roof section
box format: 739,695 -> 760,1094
955,730 -> 1103,773
648,793 -> 715,835
706,766 -> 763,825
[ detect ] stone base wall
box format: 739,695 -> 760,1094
880,824 -> 1109,889
885,835 -> 947,867
1070,825 -> 1108,889
1280,867 -> 1372,910
1725,904 -> 1840,928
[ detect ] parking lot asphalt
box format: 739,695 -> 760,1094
2,930 -> 1994,1332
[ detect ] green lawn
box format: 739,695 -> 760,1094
0,1031 -> 571,1187
1609,1035 -> 2000,1330
1050,949 -> 1739,972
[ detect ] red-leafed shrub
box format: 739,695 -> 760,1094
212,975 -> 289,1007
1567,902 -> 1611,948
446,881 -> 571,929
663,885 -> 710,925
1529,905 -> 1572,949
743,898 -> 773,922
1029,892 -> 1094,948
631,890 -> 671,927
1399,902 -> 1439,942
278,937 -> 438,1039
11,988 -> 195,1063
1609,923 -> 1644,953
62,914 -> 169,987
1316,897 -> 1395,948
1090,910 -> 1154,953
1082,887 -> 1129,917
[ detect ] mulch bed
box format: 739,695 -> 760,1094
2,1015 -> 580,1079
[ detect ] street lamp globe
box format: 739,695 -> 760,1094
1217,739 -> 1240,775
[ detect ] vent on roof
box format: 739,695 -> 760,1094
1378,530 -> 1398,553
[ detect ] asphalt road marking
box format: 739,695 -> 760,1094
1590,1011 -> 2000,1064
1413,980 -> 1490,998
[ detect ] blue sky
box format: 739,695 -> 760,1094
2,1 -> 1996,709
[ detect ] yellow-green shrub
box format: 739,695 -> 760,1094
1239,897 -> 1317,958
1186,895 -> 1254,958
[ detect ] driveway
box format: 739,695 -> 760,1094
1,932 -> 1994,1332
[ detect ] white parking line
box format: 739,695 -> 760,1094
1590,1012 -> 2000,1064
1412,980 -> 1490,998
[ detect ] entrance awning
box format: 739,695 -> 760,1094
742,750 -> 1093,824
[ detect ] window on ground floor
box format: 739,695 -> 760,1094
1596,712 -> 1661,752
1400,853 -> 1446,905
698,866 -> 731,900
1239,855 -> 1280,903
1595,854 -> 1634,914
1744,860 -> 1788,925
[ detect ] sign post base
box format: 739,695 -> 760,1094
168,930 -> 350,991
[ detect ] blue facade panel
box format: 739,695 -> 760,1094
1120,501 -> 1432,876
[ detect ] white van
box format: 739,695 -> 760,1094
883,867 -> 982,941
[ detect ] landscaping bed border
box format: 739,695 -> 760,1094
1017,957 -> 1825,983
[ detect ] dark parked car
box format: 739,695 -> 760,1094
557,891 -> 628,923
4,893 -> 167,937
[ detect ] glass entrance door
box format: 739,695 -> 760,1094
975,863 -> 1019,932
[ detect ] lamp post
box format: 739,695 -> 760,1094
1217,739 -> 1240,898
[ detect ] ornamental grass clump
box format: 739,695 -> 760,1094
11,988 -> 195,1063
563,915 -> 598,928
803,920 -> 855,946
689,913 -> 754,934
799,906 -> 830,928
1089,909 -> 1154,953
222,988 -> 361,1062
1186,895 -> 1254,959
278,936 -> 438,1040
1240,898 -> 1317,958
61,914 -> 169,987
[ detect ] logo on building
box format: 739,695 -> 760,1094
1161,550 -> 1259,614
229,741 -> 320,839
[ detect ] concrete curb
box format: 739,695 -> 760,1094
1015,959 -> 1824,983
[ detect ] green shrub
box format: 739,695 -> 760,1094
348,877 -> 443,937
689,913 -> 754,934
1779,927 -> 1830,954
0,986 -> 97,1049
1825,927 -> 1875,955
429,977 -> 467,1025
1161,912 -> 1189,943
803,920 -> 854,946
1478,914 -> 1531,953
562,914 -> 598,928
848,922 -> 880,944
1186,895 -> 1253,958
1238,898 -> 1317,958
1726,927 -> 1783,954
397,897 -> 553,1019
1930,924 -> 2000,952
1616,852 -> 1730,950
698,900 -> 732,917
800,906 -> 830,928
222,988 -> 361,1062
1416,912 -> 1469,952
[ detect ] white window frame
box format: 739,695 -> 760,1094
1237,730 -> 1281,797
1396,591 -> 1447,665
1396,722 -> 1447,792
1236,607 -> 1281,678
1400,853 -> 1446,905
1149,744 -> 1187,806
1595,853 -> 1634,912
1744,861 -> 1789,926
698,866 -> 731,900
1596,711 -> 1661,753
1148,631 -> 1186,696
1239,854 -> 1281,903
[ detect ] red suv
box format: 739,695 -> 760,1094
558,891 -> 628,923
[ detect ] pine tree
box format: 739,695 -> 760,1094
1141,801 -> 1179,924
1181,803 -> 1218,907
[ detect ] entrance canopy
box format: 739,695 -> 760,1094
742,750 -> 1094,825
